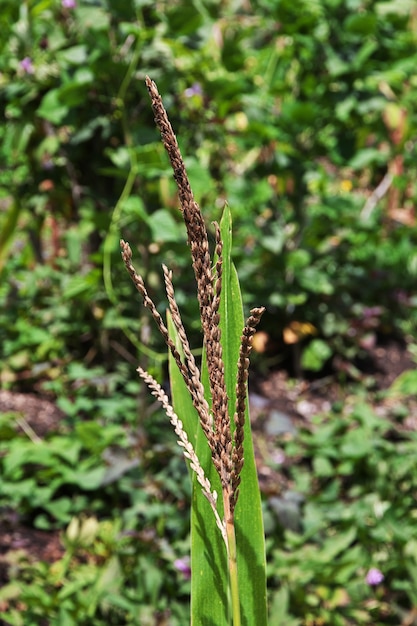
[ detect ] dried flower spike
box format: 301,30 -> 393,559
122,77 -> 264,546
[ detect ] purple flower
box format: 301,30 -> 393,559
272,450 -> 286,465
366,568 -> 384,586
184,83 -> 203,98
20,57 -> 34,75
174,557 -> 191,580
62,0 -> 76,8
362,306 -> 383,319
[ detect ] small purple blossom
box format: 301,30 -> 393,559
20,57 -> 34,75
272,450 -> 286,465
393,288 -> 410,305
62,0 -> 77,8
174,557 -> 191,580
366,568 -> 384,586
184,83 -> 203,98
362,306 -> 383,319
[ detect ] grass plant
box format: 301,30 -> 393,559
121,78 -> 268,625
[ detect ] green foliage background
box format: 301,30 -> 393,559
1,0 -> 417,624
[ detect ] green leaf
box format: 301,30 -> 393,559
298,267 -> 334,295
0,199 -> 22,274
57,45 -> 88,66
344,13 -> 377,35
168,303 -> 227,624
282,101 -> 318,124
70,466 -> 106,490
76,6 -> 111,31
218,205 -> 267,625
169,205 -> 267,625
36,89 -> 69,124
318,527 -> 357,562
302,339 -> 332,371
389,369 -> 417,396
147,209 -> 184,243
348,148 -> 386,170
185,158 -> 213,200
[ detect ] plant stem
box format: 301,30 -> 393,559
225,510 -> 241,626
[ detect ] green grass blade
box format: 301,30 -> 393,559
168,204 -> 267,625
219,205 -> 268,626
168,312 -> 227,625
0,200 -> 22,274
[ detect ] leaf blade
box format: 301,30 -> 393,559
169,205 -> 267,625
168,313 -> 228,626
219,205 -> 268,626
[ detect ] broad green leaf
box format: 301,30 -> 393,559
36,89 -> 69,124
389,369 -> 417,396
301,338 -> 332,371
318,527 -> 357,563
69,466 -> 106,490
185,158 -> 213,199
169,205 -> 267,625
344,13 -> 377,35
147,208 -> 183,243
75,6 -> 110,31
56,45 -> 88,66
298,267 -> 334,295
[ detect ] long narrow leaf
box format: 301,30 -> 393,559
218,205 -> 268,626
169,205 -> 267,625
168,313 -> 227,625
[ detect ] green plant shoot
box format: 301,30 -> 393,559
169,206 -> 268,625
121,79 -> 268,625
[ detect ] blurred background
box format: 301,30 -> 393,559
1,1 -> 417,624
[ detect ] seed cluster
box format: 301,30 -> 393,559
121,78 -> 264,540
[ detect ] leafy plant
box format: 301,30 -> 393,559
2,0 -> 417,390
267,390 -> 417,625
0,513 -> 191,626
120,77 -> 267,625
0,413 -> 131,528
1,2 -> 417,624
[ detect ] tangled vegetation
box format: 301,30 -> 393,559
1,0 -> 417,624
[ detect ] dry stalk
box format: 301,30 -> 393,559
137,366 -> 226,543
231,307 -> 265,512
145,77 -> 230,453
